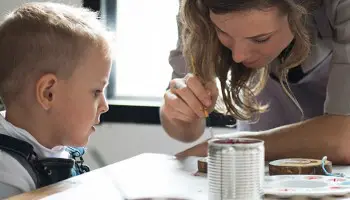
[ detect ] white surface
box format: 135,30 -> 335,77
106,154 -> 206,200
84,123 -> 233,170
39,153 -> 350,200
41,153 -> 205,200
41,179 -> 125,200
264,175 -> 350,198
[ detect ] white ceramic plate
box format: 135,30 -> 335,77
264,175 -> 350,198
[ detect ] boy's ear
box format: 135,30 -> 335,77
36,74 -> 58,110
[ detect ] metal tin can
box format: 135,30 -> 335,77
208,137 -> 265,200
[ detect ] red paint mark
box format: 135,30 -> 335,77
193,172 -> 201,176
330,186 -> 342,190
306,176 -> 322,180
329,178 -> 346,182
191,171 -> 207,177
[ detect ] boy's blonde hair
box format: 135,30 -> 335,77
0,2 -> 112,107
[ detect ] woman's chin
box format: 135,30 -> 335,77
243,63 -> 265,69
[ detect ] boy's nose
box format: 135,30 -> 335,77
100,96 -> 109,114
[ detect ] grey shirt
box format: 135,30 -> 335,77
169,0 -> 350,131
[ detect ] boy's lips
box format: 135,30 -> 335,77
91,121 -> 100,132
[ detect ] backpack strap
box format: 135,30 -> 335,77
0,134 -> 78,188
0,134 -> 40,186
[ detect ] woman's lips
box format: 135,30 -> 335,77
243,59 -> 259,67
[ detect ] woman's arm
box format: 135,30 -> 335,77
256,115 -> 350,164
176,115 -> 350,164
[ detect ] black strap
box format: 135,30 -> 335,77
0,134 -> 39,186
0,134 -> 34,160
0,134 -> 75,188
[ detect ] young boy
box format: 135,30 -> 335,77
0,2 -> 111,198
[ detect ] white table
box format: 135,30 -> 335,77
8,153 -> 350,200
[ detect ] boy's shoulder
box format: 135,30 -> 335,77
0,150 -> 35,197
0,134 -> 78,187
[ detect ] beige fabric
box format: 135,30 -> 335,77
323,0 -> 350,115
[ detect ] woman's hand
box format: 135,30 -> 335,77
162,73 -> 219,123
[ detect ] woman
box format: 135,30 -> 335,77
160,0 -> 350,164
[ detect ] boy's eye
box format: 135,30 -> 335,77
94,90 -> 102,97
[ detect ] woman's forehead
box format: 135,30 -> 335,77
209,8 -> 286,37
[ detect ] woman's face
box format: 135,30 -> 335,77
210,7 -> 294,68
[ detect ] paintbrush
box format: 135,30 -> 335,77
191,55 -> 215,138
190,55 -> 209,118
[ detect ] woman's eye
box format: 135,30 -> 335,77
253,37 -> 270,44
215,27 -> 226,35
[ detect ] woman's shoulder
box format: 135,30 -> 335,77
323,0 -> 350,26
307,0 -> 350,30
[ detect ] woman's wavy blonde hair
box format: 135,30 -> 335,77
180,0 -> 318,121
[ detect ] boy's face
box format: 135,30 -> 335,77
51,49 -> 111,147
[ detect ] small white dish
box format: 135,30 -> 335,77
264,175 -> 350,198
